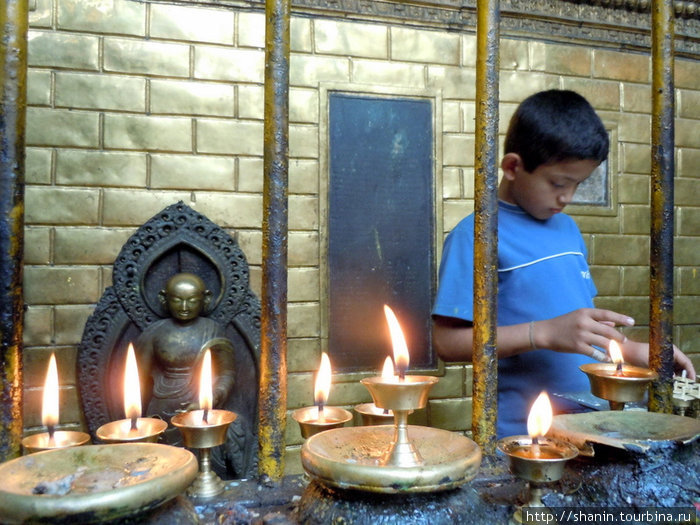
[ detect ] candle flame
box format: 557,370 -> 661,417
608,340 -> 624,365
384,305 -> 409,378
527,391 -> 553,439
199,349 -> 213,412
124,343 -> 141,425
314,352 -> 332,407
381,356 -> 395,380
42,353 -> 59,430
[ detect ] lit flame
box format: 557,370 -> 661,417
124,343 -> 141,426
314,352 -> 332,407
384,305 -> 409,379
527,391 -> 553,439
608,340 -> 624,365
381,356 -> 395,380
199,349 -> 213,413
42,353 -> 59,431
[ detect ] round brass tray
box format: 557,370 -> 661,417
301,425 -> 481,493
549,411 -> 700,455
0,443 -> 198,524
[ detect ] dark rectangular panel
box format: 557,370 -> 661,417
329,93 -> 435,371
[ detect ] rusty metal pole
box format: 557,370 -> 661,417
472,0 -> 500,453
648,0 -> 675,413
259,0 -> 290,480
0,0 -> 28,462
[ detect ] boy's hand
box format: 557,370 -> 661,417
541,308 -> 696,379
538,308 -> 634,359
621,340 -> 696,380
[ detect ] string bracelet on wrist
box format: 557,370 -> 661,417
528,320 -> 537,351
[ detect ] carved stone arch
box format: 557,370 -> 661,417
78,202 -> 261,479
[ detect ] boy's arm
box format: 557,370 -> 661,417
433,310 -> 696,379
620,339 -> 696,379
432,314 -> 534,361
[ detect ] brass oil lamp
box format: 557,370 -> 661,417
354,357 -> 396,426
171,349 -> 237,499
292,352 -> 352,439
498,392 -> 579,525
96,344 -> 167,444
300,305 -> 481,493
580,340 -> 657,410
22,353 -> 90,454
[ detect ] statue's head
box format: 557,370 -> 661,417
159,273 -> 212,322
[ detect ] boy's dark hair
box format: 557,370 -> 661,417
504,90 -> 609,173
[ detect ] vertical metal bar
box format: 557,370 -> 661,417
0,0 -> 28,462
648,0 -> 675,413
259,0 -> 290,480
472,0 -> 500,453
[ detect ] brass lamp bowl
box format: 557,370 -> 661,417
171,409 -> 236,449
360,375 -> 438,411
580,363 -> 658,409
21,430 -> 91,455
497,435 -> 579,483
96,417 -> 168,444
0,443 -> 197,524
354,403 -> 395,426
292,406 -> 353,439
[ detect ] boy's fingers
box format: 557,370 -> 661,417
588,348 -> 609,362
592,309 -> 635,327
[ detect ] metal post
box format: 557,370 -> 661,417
472,0 -> 500,453
648,0 -> 675,413
0,0 -> 28,462
259,0 -> 291,480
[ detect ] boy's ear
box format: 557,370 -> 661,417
501,153 -> 523,181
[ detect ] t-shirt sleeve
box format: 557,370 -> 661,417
432,226 -> 475,321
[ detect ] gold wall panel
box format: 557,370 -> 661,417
54,228 -> 134,265
28,31 -> 99,70
27,108 -> 99,148
26,70 -> 50,106
56,150 -> 147,187
103,37 -> 190,77
57,0 -> 145,35
196,119 -> 263,155
391,26 -> 460,65
314,19 -> 388,59
55,72 -> 146,112
25,187 -> 100,225
150,3 -> 234,45
24,266 -> 101,304
25,147 -> 51,184
238,11 -> 265,48
530,41 -> 589,75
150,154 -> 235,190
104,114 -> 193,151
150,79 -> 235,117
194,46 -> 264,82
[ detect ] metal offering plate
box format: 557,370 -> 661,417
0,443 -> 198,524
301,425 -> 481,493
549,411 -> 700,455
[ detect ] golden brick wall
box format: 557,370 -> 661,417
23,0 -> 699,474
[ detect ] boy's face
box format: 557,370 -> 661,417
501,156 -> 600,220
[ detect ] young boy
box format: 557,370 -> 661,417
432,90 -> 696,438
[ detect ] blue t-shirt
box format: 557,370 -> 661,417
433,200 -> 597,437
